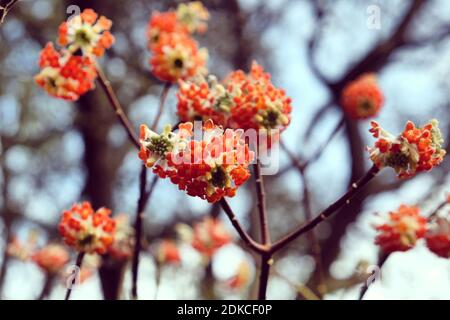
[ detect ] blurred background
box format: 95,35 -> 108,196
1,0 -> 450,300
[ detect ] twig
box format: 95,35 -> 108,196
359,252 -> 388,300
131,165 -> 148,299
253,161 -> 272,300
150,83 -> 171,131
38,274 -> 54,300
96,67 -> 140,149
270,165 -> 380,254
65,252 -> 85,300
219,199 -> 267,254
0,0 -> 19,25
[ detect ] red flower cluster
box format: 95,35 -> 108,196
147,2 -> 209,82
368,119 -> 446,178
177,62 -> 292,135
191,217 -> 232,257
156,240 -> 181,265
340,73 -> 384,119
31,244 -> 70,274
139,120 -> 254,203
36,9 -> 114,101
35,43 -> 97,101
58,8 -> 115,57
425,217 -> 450,258
374,205 -> 427,254
108,214 -> 134,261
59,202 -> 116,254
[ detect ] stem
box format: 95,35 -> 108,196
219,199 -> 267,254
253,161 -> 270,244
359,252 -> 388,300
131,165 -> 148,299
270,165 -> 380,254
428,199 -> 449,220
150,83 -> 171,131
253,161 -> 272,300
38,274 -> 54,300
65,251 -> 85,300
96,66 -> 140,149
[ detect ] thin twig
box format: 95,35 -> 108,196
96,67 -> 140,149
270,165 -> 380,254
0,0 -> 19,25
253,161 -> 272,300
65,252 -> 85,300
150,83 -> 171,131
131,165 -> 148,299
38,274 -> 54,300
359,252 -> 388,300
219,199 -> 267,254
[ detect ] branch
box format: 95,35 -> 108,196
65,252 -> 85,300
219,199 -> 267,254
96,67 -> 140,149
270,165 -> 380,253
0,0 -> 19,25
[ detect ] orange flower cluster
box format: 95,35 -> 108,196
191,217 -> 232,257
108,214 -> 134,261
31,244 -> 70,274
139,120 -> 254,203
368,119 -> 446,178
7,234 -> 70,275
58,9 -> 114,57
425,217 -> 450,258
156,240 -> 181,265
340,74 -> 384,119
35,9 -> 114,101
59,202 -> 116,254
147,2 -> 209,82
35,43 -> 97,101
374,205 -> 427,254
177,62 -> 292,137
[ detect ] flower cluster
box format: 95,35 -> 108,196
31,244 -> 70,274
58,202 -> 116,254
368,119 -> 446,178
156,240 -> 181,265
35,43 -> 97,101
177,62 -> 292,135
340,73 -> 384,119
147,2 -> 209,83
35,9 -> 114,100
58,9 -> 115,57
191,217 -> 232,257
139,120 -> 254,203
7,234 -> 70,275
425,217 -> 450,258
374,205 -> 427,254
108,214 -> 134,261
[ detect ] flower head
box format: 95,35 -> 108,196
425,217 -> 450,258
139,120 -> 254,202
150,32 -> 208,83
225,62 -> 292,131
191,217 -> 232,257
340,74 -> 384,119
368,119 -> 446,178
176,62 -> 292,147
156,240 -> 181,265
32,244 -> 70,274
35,42 -> 97,101
176,1 -> 209,34
374,205 -> 427,254
59,202 -> 116,254
108,214 -> 134,261
58,9 -> 115,57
